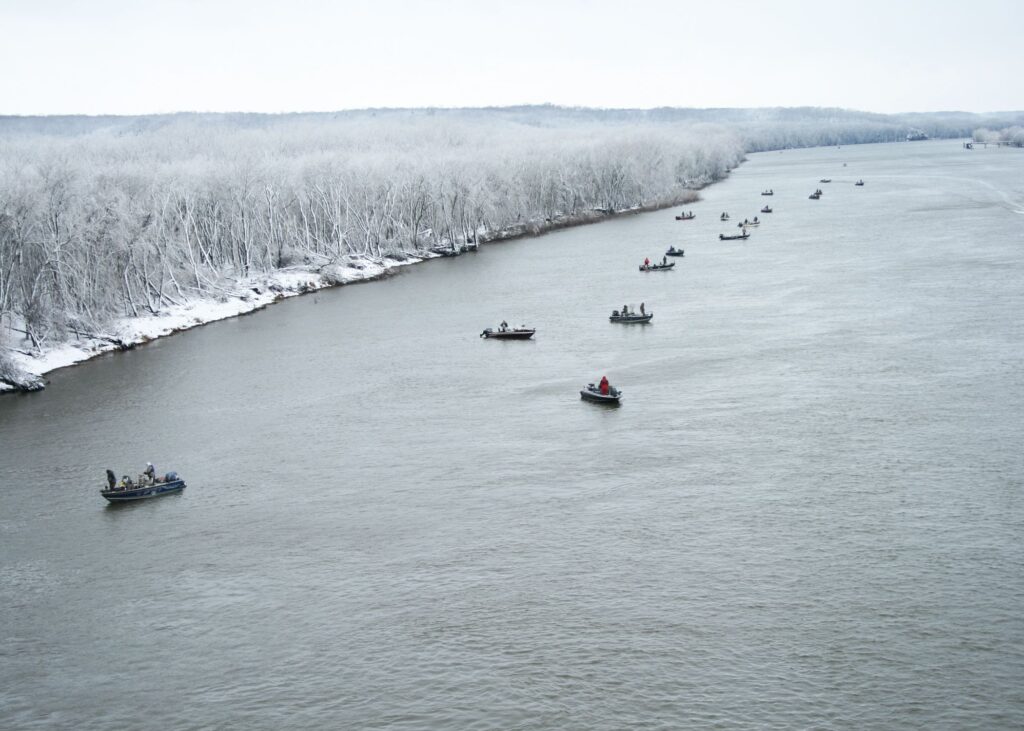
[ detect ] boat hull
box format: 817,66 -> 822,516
609,314 -> 653,323
580,388 -> 622,404
481,329 -> 535,339
639,263 -> 674,271
101,479 -> 186,502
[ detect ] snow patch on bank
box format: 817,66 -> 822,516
1,254 -> 431,392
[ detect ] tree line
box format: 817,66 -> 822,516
2,106 -> 1022,361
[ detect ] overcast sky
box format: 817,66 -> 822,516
1,0 -> 1020,116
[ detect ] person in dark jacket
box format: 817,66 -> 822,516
106,469 -> 117,490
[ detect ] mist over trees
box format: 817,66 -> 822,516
2,105 -> 1022,361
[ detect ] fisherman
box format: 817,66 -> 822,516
500,320 -> 508,332
662,256 -> 667,266
644,257 -> 650,268
622,304 -> 628,315
143,462 -> 156,485
106,469 -> 117,490
599,375 -> 610,395
640,302 -> 645,315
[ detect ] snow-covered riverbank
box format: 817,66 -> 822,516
0,254 -> 426,393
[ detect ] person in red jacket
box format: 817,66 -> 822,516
643,257 -> 650,268
599,375 -> 610,395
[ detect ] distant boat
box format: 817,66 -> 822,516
481,326 -> 535,340
760,206 -> 772,213
581,383 -> 622,404
761,190 -> 774,196
907,131 -> 929,141
720,213 -> 730,221
819,178 -> 832,183
102,473 -> 186,503
855,180 -> 865,186
739,219 -> 760,227
639,262 -> 675,271
809,193 -> 821,199
675,212 -> 695,220
665,246 -> 685,257
719,231 -> 749,241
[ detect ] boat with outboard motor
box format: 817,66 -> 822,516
720,212 -> 730,221
481,322 -> 535,339
675,211 -> 695,220
610,309 -> 653,323
639,262 -> 675,271
855,180 -> 865,186
665,246 -> 685,257
760,206 -> 772,213
761,190 -> 774,196
102,471 -> 186,502
581,382 -> 622,404
819,178 -> 832,183
720,230 -> 749,240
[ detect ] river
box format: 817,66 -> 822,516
2,141 -> 1023,729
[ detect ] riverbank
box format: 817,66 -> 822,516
0,189 -> 705,393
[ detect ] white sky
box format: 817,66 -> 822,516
1,0 -> 1020,116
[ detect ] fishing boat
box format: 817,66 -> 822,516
101,473 -> 186,503
481,326 -> 535,339
819,178 -> 832,183
761,190 -> 774,196
639,262 -> 675,271
720,213 -> 730,221
665,246 -> 685,257
580,383 -> 622,404
760,206 -> 772,213
809,190 -> 821,199
610,310 -> 653,323
739,219 -> 760,227
675,212 -> 695,220
719,231 -> 749,240
855,180 -> 865,186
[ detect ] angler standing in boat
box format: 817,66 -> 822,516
106,469 -> 117,490
599,375 -> 610,395
640,302 -> 645,315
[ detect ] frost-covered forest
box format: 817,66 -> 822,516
1,105 -> 1022,387
973,126 -> 1024,147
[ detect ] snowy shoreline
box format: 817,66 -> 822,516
0,192 -> 702,394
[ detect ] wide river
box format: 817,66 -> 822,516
2,141 -> 1023,730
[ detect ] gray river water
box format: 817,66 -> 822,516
2,141 -> 1023,729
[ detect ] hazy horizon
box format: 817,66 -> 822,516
2,0 -> 1021,117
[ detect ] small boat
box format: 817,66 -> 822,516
665,247 -> 685,257
761,190 -> 774,196
809,190 -> 822,199
581,383 -> 622,404
719,231 -> 750,241
819,178 -> 832,183
739,219 -> 760,227
855,180 -> 865,186
610,310 -> 653,323
720,213 -> 730,221
102,473 -> 186,503
639,262 -> 675,271
481,326 -> 535,339
675,212 -> 695,220
760,206 -> 772,213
